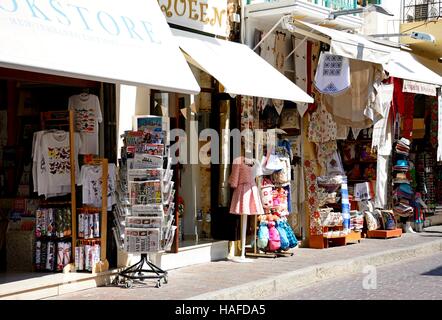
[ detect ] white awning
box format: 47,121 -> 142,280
383,51 -> 442,87
296,20 -> 399,65
0,0 -> 200,94
172,29 -> 313,103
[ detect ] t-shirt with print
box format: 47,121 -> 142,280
68,93 -> 102,155
79,164 -> 117,210
34,131 -> 80,198
38,131 -> 81,197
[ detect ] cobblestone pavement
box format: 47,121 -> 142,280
273,252 -> 442,300
46,226 -> 442,300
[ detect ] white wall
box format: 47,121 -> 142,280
361,0 -> 402,42
116,85 -> 151,158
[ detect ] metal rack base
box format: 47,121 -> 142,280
114,253 -> 168,288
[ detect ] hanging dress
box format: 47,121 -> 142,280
229,157 -> 265,215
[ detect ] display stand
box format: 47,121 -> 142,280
310,175 -> 362,249
366,228 -> 402,239
230,215 -> 254,263
310,226 -> 361,249
39,111 -> 77,272
75,157 -> 110,273
114,117 -> 175,288
118,253 -> 167,288
246,215 -> 293,258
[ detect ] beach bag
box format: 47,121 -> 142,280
280,220 -> 298,248
267,221 -> 281,251
276,220 -> 290,250
257,222 -> 269,250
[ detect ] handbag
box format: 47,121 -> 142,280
259,155 -> 275,176
257,222 -> 269,250
267,221 -> 281,252
265,153 -> 284,171
276,220 -> 290,250
280,220 -> 298,248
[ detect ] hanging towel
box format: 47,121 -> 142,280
293,36 -> 309,117
314,52 -> 351,95
322,59 -> 380,128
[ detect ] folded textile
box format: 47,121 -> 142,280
393,203 -> 414,217
393,166 -> 409,171
393,179 -> 410,184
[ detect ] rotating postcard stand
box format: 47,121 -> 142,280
114,127 -> 176,288
118,253 -> 167,289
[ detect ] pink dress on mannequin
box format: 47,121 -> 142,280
229,157 -> 264,215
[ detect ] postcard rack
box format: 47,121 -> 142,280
39,111 -> 77,272
114,117 -> 175,288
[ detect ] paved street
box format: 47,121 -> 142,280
43,226 -> 442,300
273,252 -> 442,300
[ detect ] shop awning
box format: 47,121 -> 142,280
383,51 -> 442,87
0,0 -> 200,94
296,20 -> 400,65
172,29 -> 313,103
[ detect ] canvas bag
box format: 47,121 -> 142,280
267,221 -> 281,251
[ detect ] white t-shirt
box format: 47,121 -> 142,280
33,130 -> 74,197
37,131 -> 81,198
68,93 -> 102,155
79,164 -> 117,210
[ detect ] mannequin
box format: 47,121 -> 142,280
227,145 -> 263,262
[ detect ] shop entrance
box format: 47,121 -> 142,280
0,68 -> 118,286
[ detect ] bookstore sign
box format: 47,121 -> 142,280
158,0 -> 228,37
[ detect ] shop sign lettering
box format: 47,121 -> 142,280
403,80 -> 437,97
158,0 -> 228,37
0,0 -> 162,44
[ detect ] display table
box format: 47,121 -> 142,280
310,225 -> 362,249
366,228 -> 402,239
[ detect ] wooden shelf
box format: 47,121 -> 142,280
310,231 -> 361,249
342,139 -> 372,144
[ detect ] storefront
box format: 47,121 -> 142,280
119,0 -> 314,268
0,0 -> 200,298
0,0 -> 314,297
242,4 -> 442,252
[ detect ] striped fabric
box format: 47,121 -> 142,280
341,177 -> 351,230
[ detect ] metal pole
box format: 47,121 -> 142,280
252,15 -> 287,52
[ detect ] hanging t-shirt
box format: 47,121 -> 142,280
79,164 -> 117,210
38,131 -> 81,198
33,130 -> 81,198
68,93 -> 102,155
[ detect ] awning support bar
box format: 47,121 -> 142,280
252,15 -> 287,52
